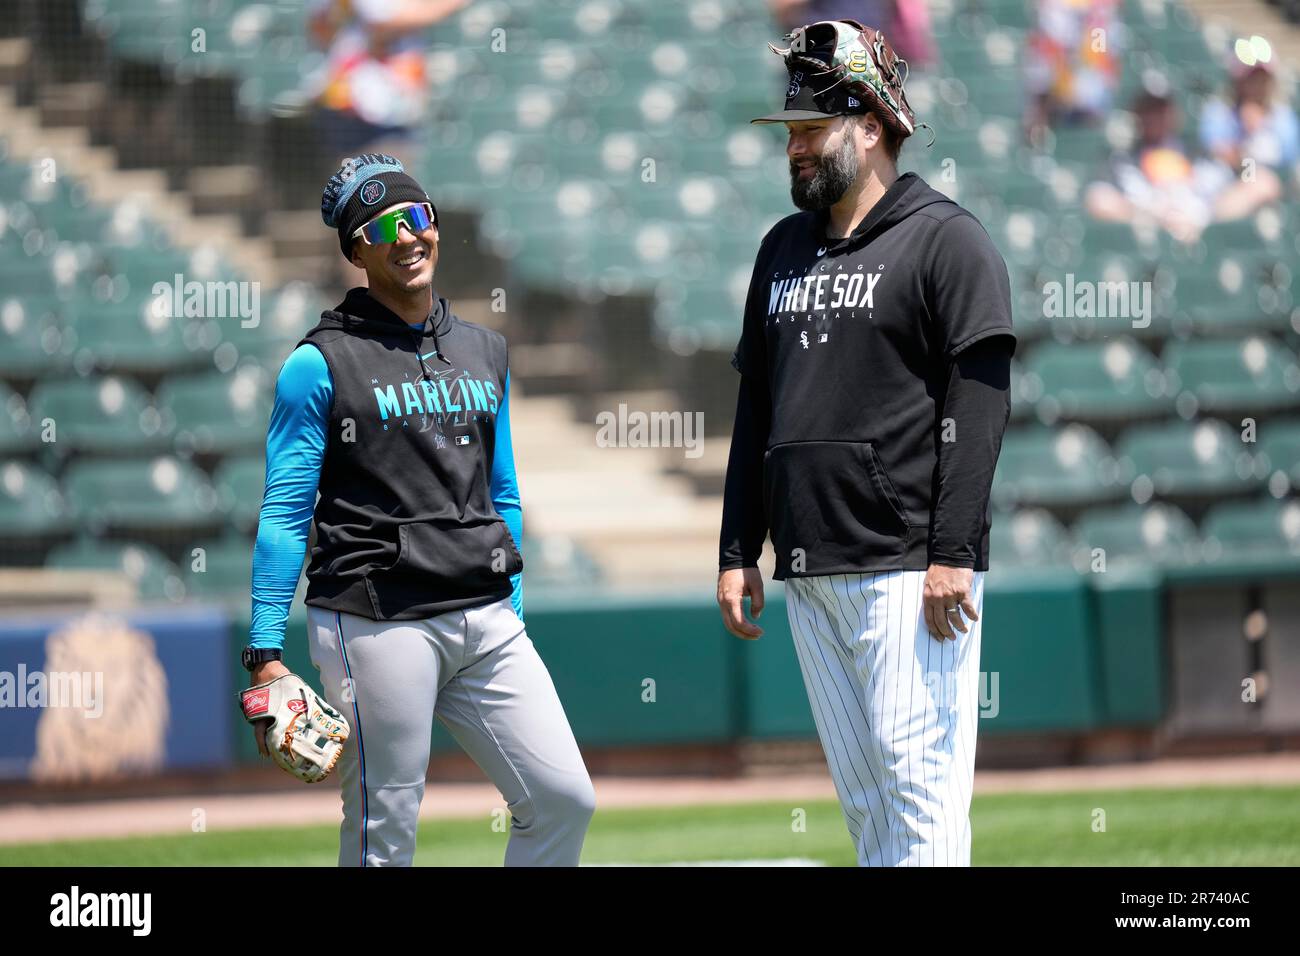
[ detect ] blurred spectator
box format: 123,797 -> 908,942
307,0 -> 470,166
1198,36 -> 1297,221
1084,84 -> 1221,243
1024,0 -> 1122,143
767,1 -> 934,66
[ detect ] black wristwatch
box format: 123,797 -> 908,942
242,646 -> 283,673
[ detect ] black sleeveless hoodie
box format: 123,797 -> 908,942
298,287 -> 521,621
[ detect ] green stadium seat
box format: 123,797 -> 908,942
45,538 -> 185,601
181,533 -> 254,600
0,249 -> 60,294
1026,338 -> 1173,422
992,424 -> 1126,508
212,453 -> 265,532
0,461 -> 69,538
0,382 -> 36,455
1115,419 -> 1264,499
1169,256 -> 1290,334
1009,359 -> 1038,421
65,297 -> 211,373
1202,497 -> 1300,563
158,367 -> 271,455
1072,502 -> 1202,567
1165,337 -> 1300,414
989,507 -> 1073,567
217,284 -> 325,366
1259,419 -> 1300,491
27,375 -> 171,455
63,456 -> 221,533
0,294 -> 69,377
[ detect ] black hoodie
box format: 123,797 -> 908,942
298,287 -> 521,620
719,172 -> 1016,579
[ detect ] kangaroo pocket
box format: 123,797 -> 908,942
763,440 -> 910,574
371,515 -> 522,604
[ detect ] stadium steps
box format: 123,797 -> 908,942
510,390 -> 723,589
0,38 -> 29,86
0,86 -> 277,287
35,81 -> 106,129
262,209 -> 336,285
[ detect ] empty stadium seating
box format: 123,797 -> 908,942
0,0 -> 1294,599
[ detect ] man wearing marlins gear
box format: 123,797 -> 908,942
717,21 -> 1015,867
246,154 -> 594,866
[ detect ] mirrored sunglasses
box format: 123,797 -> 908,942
352,202 -> 437,245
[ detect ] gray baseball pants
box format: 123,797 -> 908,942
306,596 -> 595,867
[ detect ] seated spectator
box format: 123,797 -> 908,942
1198,37 -> 1297,222
307,0 -> 470,166
1084,81 -> 1222,244
1024,0 -> 1123,144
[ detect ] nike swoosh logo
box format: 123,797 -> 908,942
816,246 -> 827,256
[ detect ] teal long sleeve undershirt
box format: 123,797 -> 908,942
249,330 -> 524,650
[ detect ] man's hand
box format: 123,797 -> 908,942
248,659 -> 292,758
718,567 -> 765,639
922,563 -> 978,641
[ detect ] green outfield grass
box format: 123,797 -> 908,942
3,786 -> 1298,866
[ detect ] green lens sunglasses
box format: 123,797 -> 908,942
351,202 -> 437,245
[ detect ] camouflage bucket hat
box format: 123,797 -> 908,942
753,19 -> 917,137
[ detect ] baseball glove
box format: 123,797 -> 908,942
772,19 -> 918,137
239,674 -> 349,784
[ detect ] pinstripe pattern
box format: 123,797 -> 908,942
785,570 -> 985,866
335,611 -> 368,867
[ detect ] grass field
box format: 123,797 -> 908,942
3,786 -> 1298,866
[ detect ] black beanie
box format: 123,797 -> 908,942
320,154 -> 434,258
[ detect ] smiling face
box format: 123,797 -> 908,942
348,201 -> 439,298
785,115 -> 863,211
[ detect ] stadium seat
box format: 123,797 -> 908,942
1259,419 -> 1300,491
0,461 -> 69,538
158,367 -> 271,455
1115,419 -> 1264,499
213,453 -> 265,531
1202,497 -> 1300,562
65,297 -> 211,374
1072,502 -> 1202,567
1025,338 -> 1173,423
1169,256 -> 1291,334
27,375 -> 172,455
181,533 -> 255,600
45,538 -> 185,601
0,294 -> 69,378
0,382 -> 36,456
1165,337 -> 1300,414
62,456 -> 221,533
992,424 -> 1127,508
989,507 -> 1074,567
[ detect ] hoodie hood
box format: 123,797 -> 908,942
316,286 -> 456,380
810,171 -> 955,251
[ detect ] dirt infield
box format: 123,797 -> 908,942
2,752 -> 1298,847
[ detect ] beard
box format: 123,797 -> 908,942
789,130 -> 859,211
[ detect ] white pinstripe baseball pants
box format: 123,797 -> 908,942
784,570 -> 985,867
